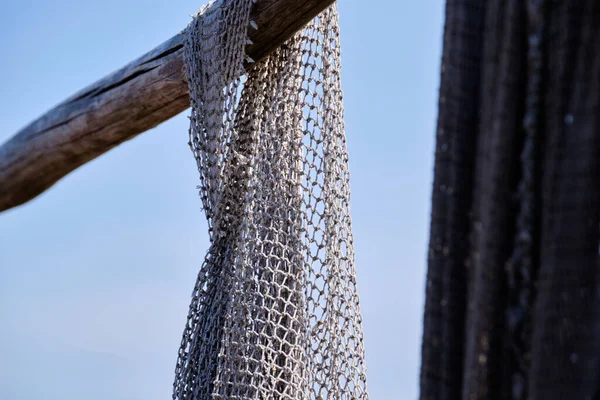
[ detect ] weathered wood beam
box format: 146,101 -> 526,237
0,0 -> 334,212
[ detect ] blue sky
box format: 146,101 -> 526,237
0,1 -> 444,398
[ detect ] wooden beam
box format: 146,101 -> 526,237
0,0 -> 334,212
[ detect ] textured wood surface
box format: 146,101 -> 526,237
0,0 -> 334,212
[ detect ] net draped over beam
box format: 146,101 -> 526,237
0,0 -> 334,213
420,1 -> 600,399
173,1 -> 369,399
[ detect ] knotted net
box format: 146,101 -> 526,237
420,1 -> 600,399
173,1 -> 369,398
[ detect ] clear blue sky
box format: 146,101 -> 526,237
0,1 -> 444,398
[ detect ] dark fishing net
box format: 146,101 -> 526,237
420,1 -> 600,399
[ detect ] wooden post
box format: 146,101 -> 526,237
0,0 -> 334,212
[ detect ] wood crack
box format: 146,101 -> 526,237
90,65 -> 160,98
141,44 -> 184,65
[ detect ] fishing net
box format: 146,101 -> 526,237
173,1 -> 369,398
420,1 -> 600,399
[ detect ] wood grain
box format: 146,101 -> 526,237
0,0 -> 334,212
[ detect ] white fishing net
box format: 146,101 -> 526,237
174,1 -> 368,398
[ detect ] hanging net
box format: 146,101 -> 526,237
173,1 -> 369,399
420,1 -> 600,399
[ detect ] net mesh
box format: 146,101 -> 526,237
174,1 -> 369,399
420,1 -> 600,399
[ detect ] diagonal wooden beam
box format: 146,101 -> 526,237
0,0 -> 334,212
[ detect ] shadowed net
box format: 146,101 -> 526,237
420,1 -> 600,399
